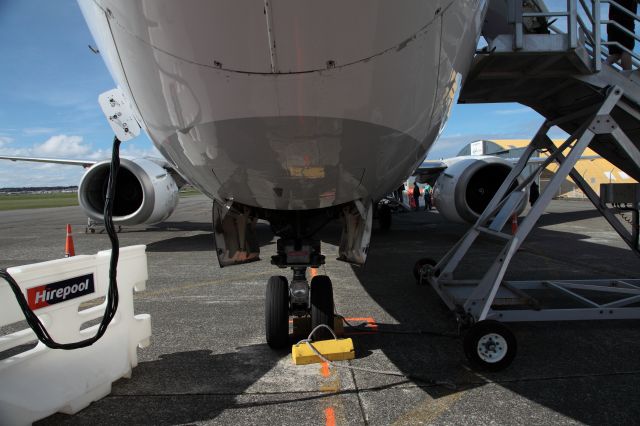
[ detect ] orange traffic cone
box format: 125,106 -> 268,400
65,224 -> 75,257
309,268 -> 318,279
511,214 -> 518,235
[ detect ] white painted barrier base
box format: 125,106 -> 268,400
0,245 -> 151,425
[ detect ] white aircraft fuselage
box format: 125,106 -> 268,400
79,0 -> 487,211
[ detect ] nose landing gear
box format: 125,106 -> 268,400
265,238 -> 335,349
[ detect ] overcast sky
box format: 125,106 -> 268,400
0,0 -> 566,187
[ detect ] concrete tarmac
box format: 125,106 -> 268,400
1,195 -> 640,425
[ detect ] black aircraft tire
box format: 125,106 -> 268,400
413,257 -> 437,283
310,275 -> 334,340
265,275 -> 290,349
463,320 -> 517,372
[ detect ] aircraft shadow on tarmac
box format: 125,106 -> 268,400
535,207 -> 602,227
40,347 -> 419,425
148,221 -> 213,232
146,223 -> 275,253
94,221 -> 213,235
134,209 -> 638,424
42,209 -> 640,424
347,209 -> 640,424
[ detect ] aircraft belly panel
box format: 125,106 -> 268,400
159,117 -> 419,210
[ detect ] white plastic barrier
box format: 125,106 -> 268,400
0,245 -> 151,425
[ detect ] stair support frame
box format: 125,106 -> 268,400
426,86 -> 640,325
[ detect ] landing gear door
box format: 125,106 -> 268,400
337,200 -> 373,266
212,202 -> 260,267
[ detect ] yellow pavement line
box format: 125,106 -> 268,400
391,391 -> 465,425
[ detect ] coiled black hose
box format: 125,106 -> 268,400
0,136 -> 122,349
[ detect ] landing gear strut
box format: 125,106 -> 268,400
212,200 -> 372,349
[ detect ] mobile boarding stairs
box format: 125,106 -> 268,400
419,0 -> 640,371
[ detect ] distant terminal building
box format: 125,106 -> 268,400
458,140 -> 638,199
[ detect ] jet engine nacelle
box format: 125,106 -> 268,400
78,158 -> 180,226
432,156 -> 527,224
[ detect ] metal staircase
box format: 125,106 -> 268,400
421,0 -> 640,371
462,0 -> 640,181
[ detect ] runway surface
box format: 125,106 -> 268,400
2,195 -> 640,425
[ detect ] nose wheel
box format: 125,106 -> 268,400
265,271 -> 336,348
413,257 -> 437,284
463,320 -> 517,371
265,276 -> 290,349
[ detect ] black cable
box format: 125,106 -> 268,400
336,315 -> 458,338
0,136 -> 122,349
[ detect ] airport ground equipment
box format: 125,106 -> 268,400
0,245 -> 150,425
600,182 -> 640,251
417,0 -> 640,371
292,334 -> 356,365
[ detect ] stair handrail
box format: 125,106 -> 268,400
515,0 -> 580,49
599,0 -> 640,70
513,0 -> 640,72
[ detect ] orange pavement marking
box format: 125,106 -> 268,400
288,316 -> 378,334
343,317 -> 378,335
324,407 -> 336,426
320,362 -> 330,377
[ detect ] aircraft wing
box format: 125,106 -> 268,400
504,155 -> 601,164
0,155 -> 96,168
413,154 -> 602,184
413,160 -> 448,184
0,154 -> 189,187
